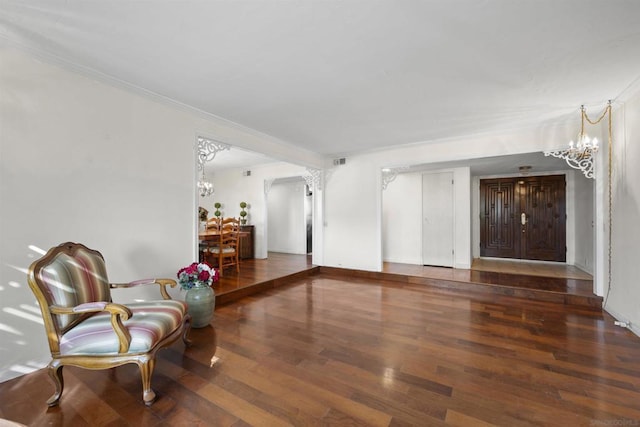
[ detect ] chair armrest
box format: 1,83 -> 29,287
50,302 -> 133,353
110,278 -> 177,300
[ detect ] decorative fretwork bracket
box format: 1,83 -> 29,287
381,166 -> 410,190
197,136 -> 230,170
264,178 -> 275,195
544,149 -> 595,179
303,168 -> 323,191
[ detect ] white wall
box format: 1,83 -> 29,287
604,91 -> 640,336
382,174 -> 423,264
382,167 -> 470,268
324,122 -> 577,272
323,157 -> 383,271
574,171 -> 595,274
0,46 -> 323,382
0,47 -> 188,382
267,180 -> 307,254
453,168 -> 472,268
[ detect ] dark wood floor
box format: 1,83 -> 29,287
215,252 -> 317,304
213,253 -> 600,309
2,255 -> 637,426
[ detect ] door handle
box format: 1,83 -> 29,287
521,213 -> 527,226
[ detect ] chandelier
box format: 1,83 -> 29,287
197,169 -> 214,197
544,101 -> 611,179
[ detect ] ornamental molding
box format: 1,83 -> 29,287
197,136 -> 230,170
381,166 -> 410,190
264,178 -> 275,195
303,168 -> 323,191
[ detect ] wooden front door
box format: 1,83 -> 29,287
480,175 -> 566,262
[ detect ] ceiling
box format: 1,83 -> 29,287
205,146 -> 278,172
2,1 -> 640,169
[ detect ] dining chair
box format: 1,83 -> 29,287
220,216 -> 240,232
27,242 -> 192,406
200,217 -> 222,262
206,217 -> 221,230
207,217 -> 240,276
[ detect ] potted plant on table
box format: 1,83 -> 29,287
177,262 -> 220,328
239,201 -> 248,225
214,202 -> 222,218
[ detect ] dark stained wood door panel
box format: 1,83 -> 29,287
520,175 -> 566,261
480,175 -> 566,262
480,178 -> 519,258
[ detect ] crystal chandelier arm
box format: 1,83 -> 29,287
197,171 -> 214,197
543,101 -> 611,181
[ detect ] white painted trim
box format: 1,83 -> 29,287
375,165 -> 384,272
193,139 -> 201,261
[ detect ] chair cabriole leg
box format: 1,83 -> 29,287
139,357 -> 157,406
46,360 -> 64,407
182,316 -> 193,346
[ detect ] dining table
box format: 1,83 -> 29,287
198,228 -> 252,262
198,228 -> 250,242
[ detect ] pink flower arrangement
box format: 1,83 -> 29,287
177,262 -> 219,290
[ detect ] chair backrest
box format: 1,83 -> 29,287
221,217 -> 240,233
206,217 -> 221,231
205,218 -> 241,275
27,242 -> 112,346
219,230 -> 239,249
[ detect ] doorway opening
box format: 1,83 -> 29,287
305,184 -> 313,254
267,177 -> 312,256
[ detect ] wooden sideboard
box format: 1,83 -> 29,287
239,225 -> 254,259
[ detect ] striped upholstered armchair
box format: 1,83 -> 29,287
27,242 -> 192,406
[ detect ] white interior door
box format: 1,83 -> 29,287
422,172 -> 454,267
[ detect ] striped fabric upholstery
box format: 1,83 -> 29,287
38,249 -> 111,332
59,300 -> 188,355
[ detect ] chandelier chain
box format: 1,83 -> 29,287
543,101 -> 611,179
583,101 -> 612,126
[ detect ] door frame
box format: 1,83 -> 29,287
479,174 -> 567,262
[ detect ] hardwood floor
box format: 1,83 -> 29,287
2,255 -> 637,426
471,258 -> 593,280
336,259 -> 601,309
215,252 -> 318,305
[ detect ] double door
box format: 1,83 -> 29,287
480,175 -> 566,262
